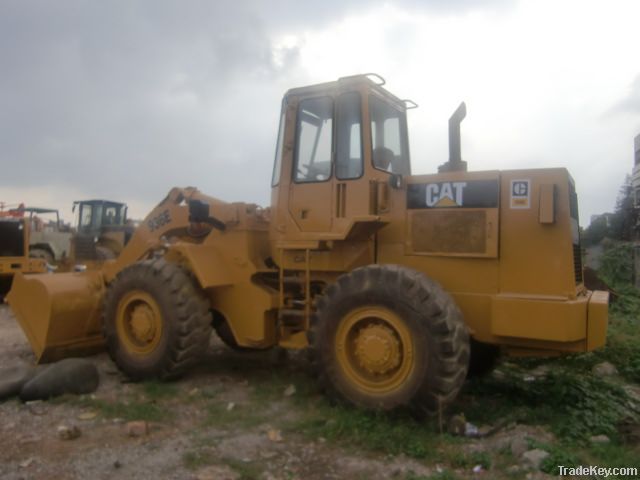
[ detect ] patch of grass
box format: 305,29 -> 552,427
464,363 -> 635,441
611,284 -> 640,317
249,373 -> 291,402
525,440 -> 582,475
599,243 -> 635,289
141,380 -> 179,400
290,403 -> 445,460
60,394 -> 171,422
182,450 -> 215,470
583,443 -> 640,479
597,314 -> 640,383
205,401 -> 266,429
248,369 -> 315,404
526,440 -> 640,478
586,443 -> 640,474
91,397 -> 169,422
197,385 -> 226,399
447,450 -> 491,469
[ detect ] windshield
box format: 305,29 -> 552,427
370,95 -> 410,175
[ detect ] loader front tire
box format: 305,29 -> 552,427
310,264 -> 469,415
103,258 -> 211,380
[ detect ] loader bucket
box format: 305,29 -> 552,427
6,271 -> 107,363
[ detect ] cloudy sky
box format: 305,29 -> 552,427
1,0 -> 639,226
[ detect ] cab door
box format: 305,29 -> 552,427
287,92 -> 373,235
288,96 -> 334,233
333,91 -> 369,229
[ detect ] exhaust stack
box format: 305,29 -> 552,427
438,102 -> 467,173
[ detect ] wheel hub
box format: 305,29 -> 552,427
354,324 -> 401,375
116,290 -> 164,355
129,303 -> 157,344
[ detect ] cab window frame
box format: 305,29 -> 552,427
271,101 -> 287,187
335,91 -> 364,181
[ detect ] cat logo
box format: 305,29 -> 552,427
425,182 -> 467,208
407,178 -> 498,209
510,179 -> 530,209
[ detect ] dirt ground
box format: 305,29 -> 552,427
0,304 -> 457,480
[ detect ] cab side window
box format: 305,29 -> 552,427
80,205 -> 93,227
294,97 -> 333,183
370,95 -> 410,175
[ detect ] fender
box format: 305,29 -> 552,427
165,243 -> 233,289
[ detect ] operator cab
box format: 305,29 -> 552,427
270,73 -> 413,238
73,200 -> 128,234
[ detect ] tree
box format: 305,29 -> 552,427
584,175 -> 637,244
610,175 -> 636,241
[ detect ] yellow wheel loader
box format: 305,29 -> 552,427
7,74 -> 609,415
71,199 -> 134,261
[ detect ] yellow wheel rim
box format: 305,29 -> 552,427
116,290 -> 164,355
335,306 -> 415,395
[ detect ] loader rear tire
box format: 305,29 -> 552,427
103,258 -> 211,380
309,264 -> 469,415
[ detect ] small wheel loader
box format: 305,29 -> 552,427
71,199 -> 134,261
10,200 -> 132,267
7,74 -> 609,415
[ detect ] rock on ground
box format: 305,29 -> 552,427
57,425 -> 81,440
19,358 -> 99,401
195,465 -> 240,480
510,436 -> 529,457
126,421 -> 149,437
0,364 -> 37,400
589,434 -> 610,444
592,361 -> 618,377
522,448 -> 550,470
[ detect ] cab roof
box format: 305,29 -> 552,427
283,73 -> 413,111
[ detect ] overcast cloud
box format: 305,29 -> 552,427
1,0 -> 639,226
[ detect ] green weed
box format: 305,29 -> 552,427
90,397 -> 169,422
182,450 -> 215,470
465,364 -> 635,441
205,402 -> 266,428
291,403 -> 445,460
448,450 -> 491,469
141,380 -> 179,400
